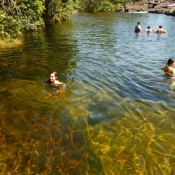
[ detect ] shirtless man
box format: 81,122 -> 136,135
154,25 -> 167,34
135,22 -> 142,33
161,58 -> 175,77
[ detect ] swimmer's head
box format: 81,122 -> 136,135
159,25 -> 162,28
49,71 -> 57,83
147,26 -> 150,29
138,22 -> 140,25
167,58 -> 175,66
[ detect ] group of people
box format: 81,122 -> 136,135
46,22 -> 172,93
134,22 -> 167,34
134,22 -> 174,77
47,58 -> 175,93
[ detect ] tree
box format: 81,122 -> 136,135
43,0 -> 74,24
0,0 -> 133,39
0,0 -> 74,39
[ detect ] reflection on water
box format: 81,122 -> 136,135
1,12 -> 175,174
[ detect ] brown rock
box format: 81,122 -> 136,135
124,2 -> 148,12
148,1 -> 175,15
123,0 -> 175,16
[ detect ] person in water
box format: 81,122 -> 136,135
145,26 -> 152,33
46,71 -> 66,93
48,71 -> 63,86
161,58 -> 175,77
154,25 -> 167,34
135,22 -> 142,33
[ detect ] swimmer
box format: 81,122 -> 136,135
47,71 -> 64,87
135,22 -> 142,33
154,25 -> 167,34
161,58 -> 175,77
145,26 -> 152,34
46,71 -> 66,93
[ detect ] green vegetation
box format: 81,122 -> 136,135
0,0 -> 136,40
0,0 -> 75,40
78,0 -> 119,12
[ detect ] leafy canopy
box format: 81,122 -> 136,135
0,0 -> 134,39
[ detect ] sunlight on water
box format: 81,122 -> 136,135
1,12 -> 175,174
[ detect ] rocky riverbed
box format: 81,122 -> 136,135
121,1 -> 175,16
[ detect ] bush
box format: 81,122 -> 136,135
98,1 -> 119,12
0,0 -> 74,39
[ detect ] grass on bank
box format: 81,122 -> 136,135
0,38 -> 23,49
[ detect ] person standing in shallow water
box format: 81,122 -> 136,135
135,22 -> 142,33
145,26 -> 152,34
161,58 -> 175,77
154,25 -> 167,34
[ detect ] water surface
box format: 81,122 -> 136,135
0,12 -> 175,174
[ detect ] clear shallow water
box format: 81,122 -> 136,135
1,12 -> 175,174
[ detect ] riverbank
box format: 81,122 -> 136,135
0,38 -> 23,49
121,0 -> 175,16
149,1 -> 175,15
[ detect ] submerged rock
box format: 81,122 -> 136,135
87,93 -> 115,125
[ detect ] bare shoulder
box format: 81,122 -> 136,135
55,80 -> 63,85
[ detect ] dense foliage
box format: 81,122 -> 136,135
0,0 -> 74,39
78,0 -> 120,12
0,0 -> 45,39
0,0 -> 135,39
43,0 -> 74,23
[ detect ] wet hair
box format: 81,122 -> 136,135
147,26 -> 150,29
166,58 -> 175,66
159,25 -> 162,28
138,22 -> 140,25
51,71 -> 57,77
46,71 -> 58,84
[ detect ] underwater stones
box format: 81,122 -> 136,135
50,125 -> 85,152
146,160 -> 165,175
86,152 -> 104,174
42,124 -> 87,174
149,139 -> 172,154
0,113 -> 90,174
35,154 -> 48,171
87,93 -> 114,125
164,134 -> 175,145
101,155 -> 116,175
61,151 -> 84,170
87,112 -> 104,126
158,120 -> 175,134
59,124 -> 71,134
69,130 -> 85,151
141,123 -> 156,138
132,154 -> 145,172
115,130 -> 133,146
91,140 -> 111,155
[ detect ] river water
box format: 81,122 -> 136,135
0,12 -> 175,174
